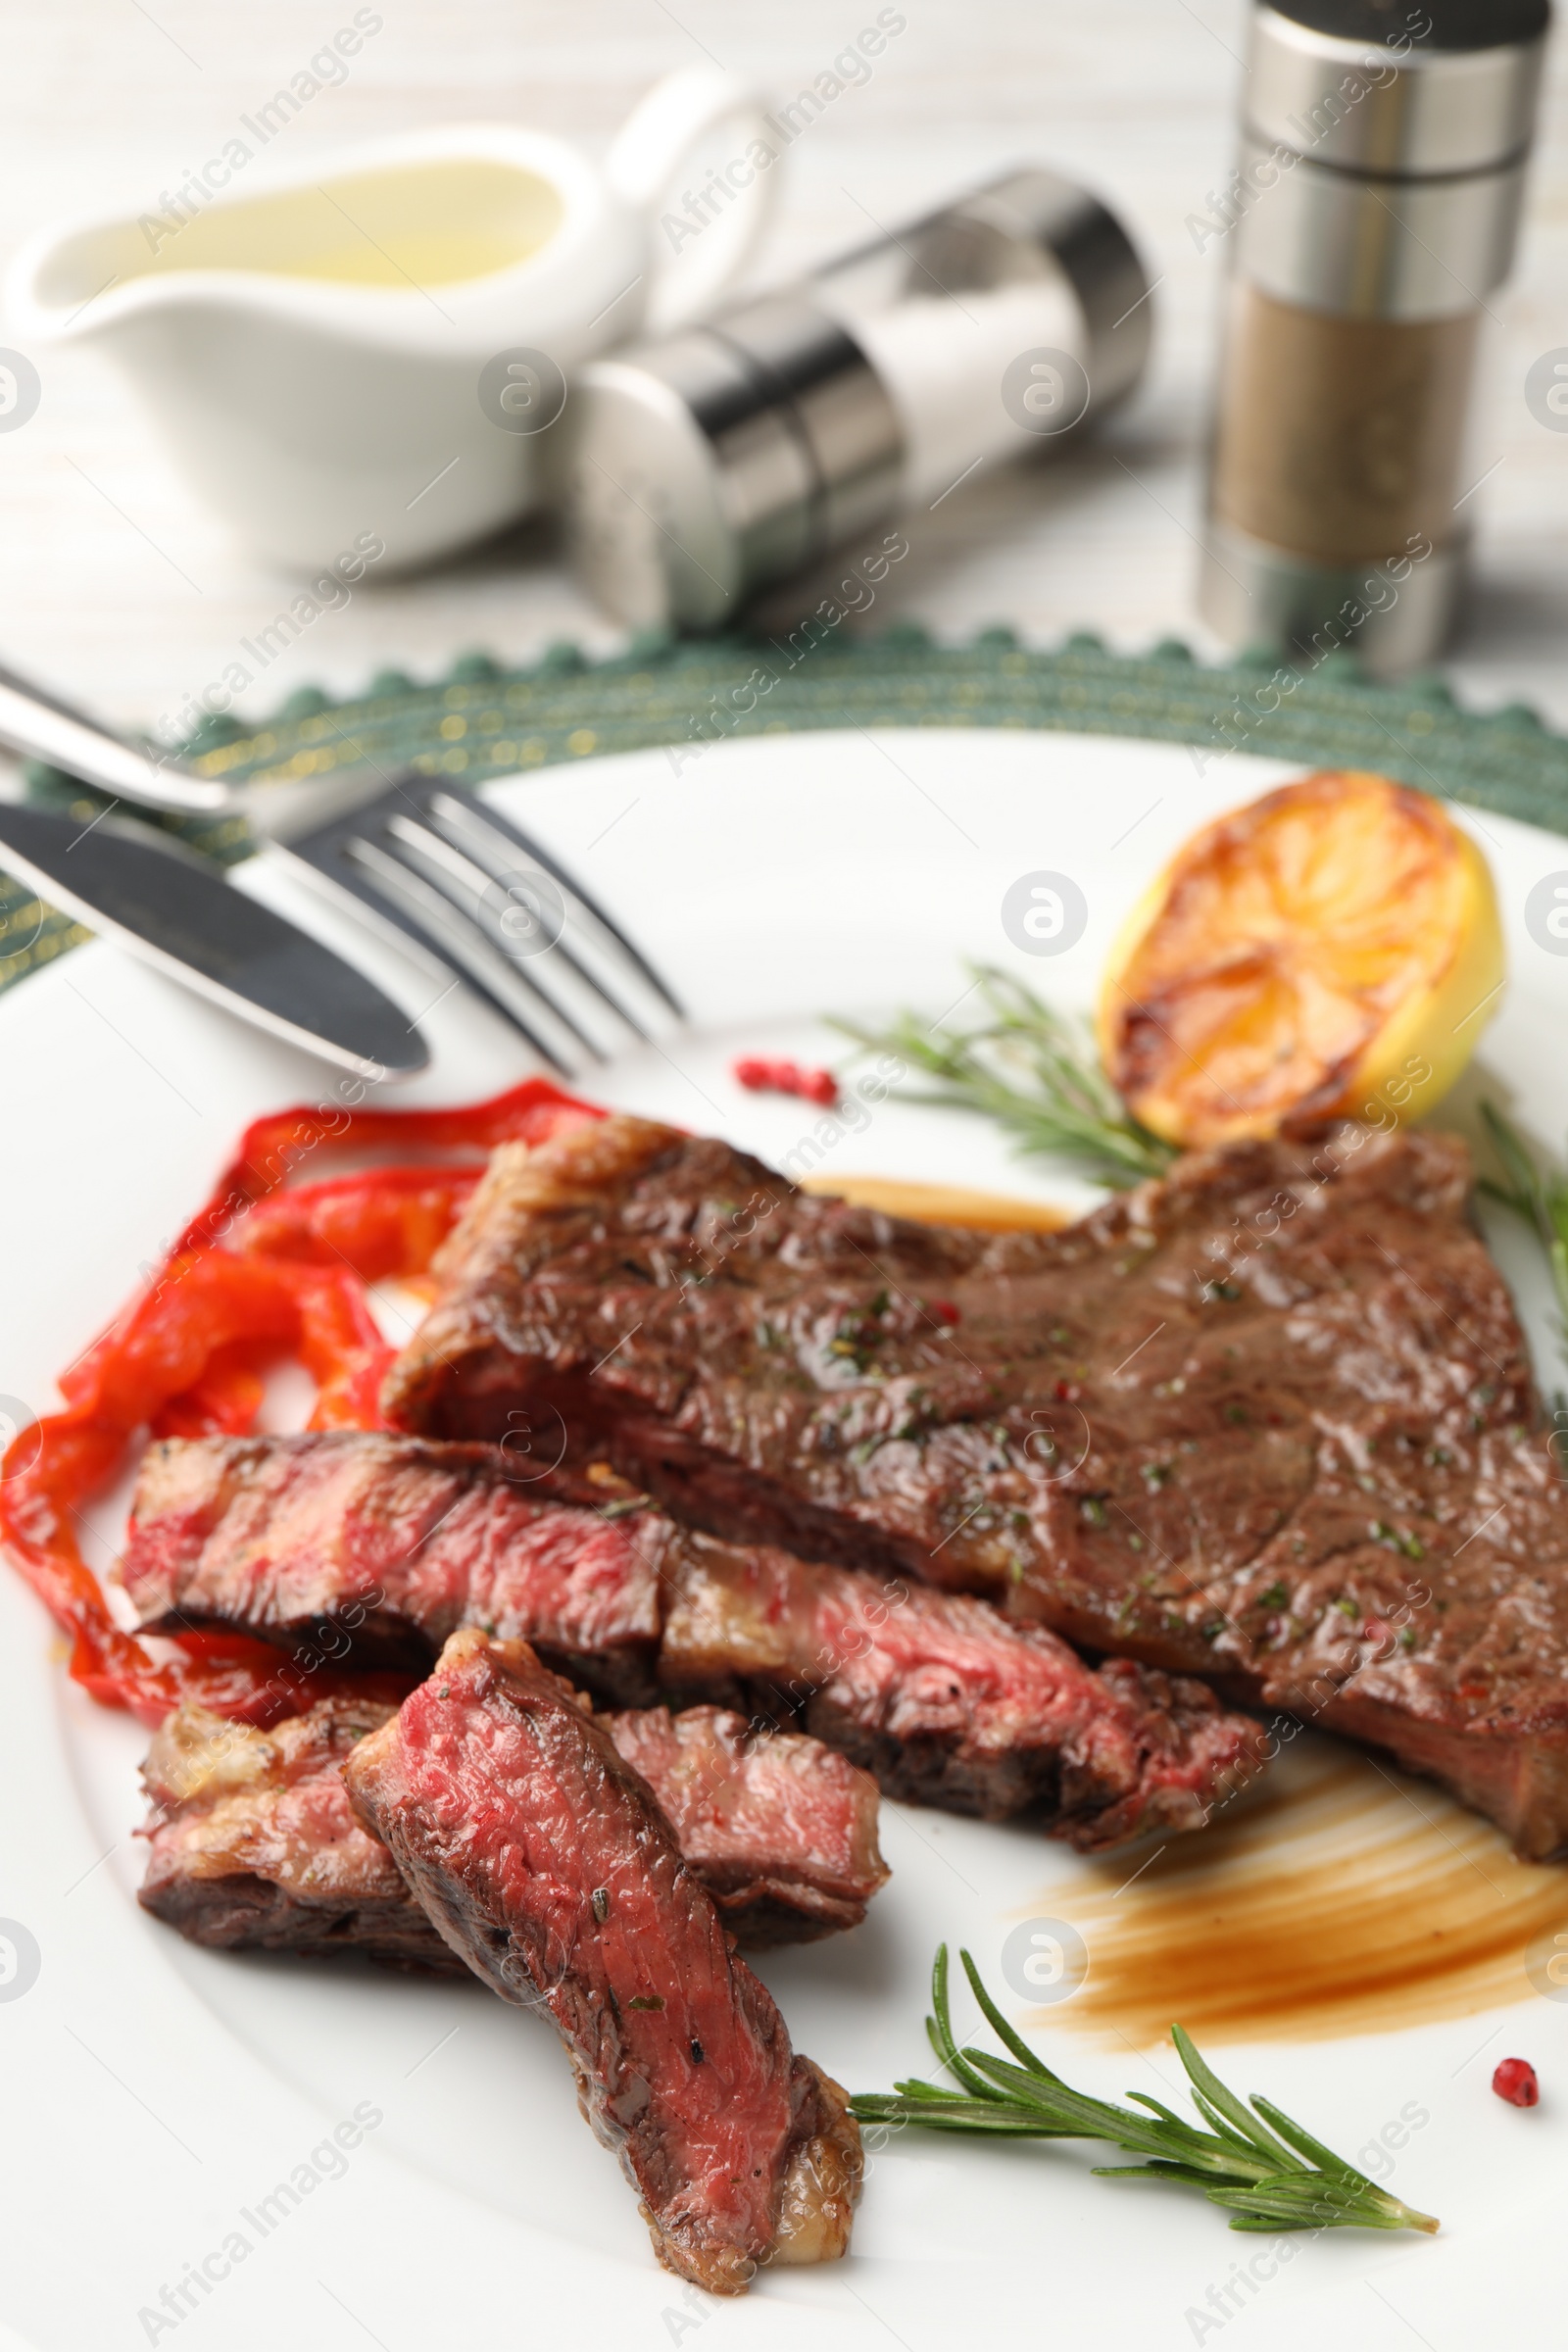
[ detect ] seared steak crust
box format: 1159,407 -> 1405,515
381,1113 -> 1568,1857
343,1633 -> 859,2290
140,1693 -> 886,1956
125,1433 -> 1263,1848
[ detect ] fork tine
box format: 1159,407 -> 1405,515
416,800 -> 657,1040
432,792 -> 685,1018
341,836 -> 593,1072
281,769 -> 681,1055
380,814 -> 612,1058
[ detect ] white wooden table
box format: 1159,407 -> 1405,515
2,0 -> 1564,740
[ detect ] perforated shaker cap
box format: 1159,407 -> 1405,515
1247,0 -> 1551,176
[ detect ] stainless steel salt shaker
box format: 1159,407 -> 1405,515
1199,0 -> 1550,677
566,168 -> 1153,631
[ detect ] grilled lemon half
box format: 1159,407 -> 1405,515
1098,770 -> 1504,1148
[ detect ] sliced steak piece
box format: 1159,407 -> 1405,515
602,1705 -> 887,1943
343,1631 -> 860,2291
122,1431 -> 664,1703
139,1695 -> 457,1970
381,1112 -> 1568,1857
123,1434 -> 1264,1848
662,1533 -> 1261,1844
140,1692 -> 886,1956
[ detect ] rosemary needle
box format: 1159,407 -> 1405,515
851,1946 -> 1439,2236
835,965 -> 1174,1189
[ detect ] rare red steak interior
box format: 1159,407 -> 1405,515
125,1431 -> 1264,1848
343,1631 -> 861,2291
140,1692 -> 888,1957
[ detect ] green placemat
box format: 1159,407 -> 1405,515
8,625 -> 1568,999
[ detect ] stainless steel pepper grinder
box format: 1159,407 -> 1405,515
1199,0 -> 1550,677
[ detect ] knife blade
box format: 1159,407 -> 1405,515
0,803 -> 428,1078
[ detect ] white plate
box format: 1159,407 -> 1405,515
2,728 -> 1567,2352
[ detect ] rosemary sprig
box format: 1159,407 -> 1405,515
851,1946 -> 1439,2236
835,965 -> 1174,1189
1479,1102 -> 1568,1343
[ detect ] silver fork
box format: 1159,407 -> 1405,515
0,658 -> 682,1076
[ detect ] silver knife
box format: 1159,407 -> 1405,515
0,803 -> 428,1078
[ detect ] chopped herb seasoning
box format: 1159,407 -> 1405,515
1370,1521 -> 1426,1559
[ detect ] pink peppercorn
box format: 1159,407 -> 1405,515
1493,2058 -> 1540,2107
733,1056 -> 838,1107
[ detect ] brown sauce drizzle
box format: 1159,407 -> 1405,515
803,1174 -> 1070,1231
1021,1739 -> 1568,2046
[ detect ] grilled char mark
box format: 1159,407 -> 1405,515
382,1113 -> 1568,1859
139,1693 -> 886,1958
123,1430 -> 665,1703
343,1632 -> 858,2290
126,1432 -> 1264,1849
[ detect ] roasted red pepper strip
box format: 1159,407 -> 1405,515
228,1164 -> 482,1279
175,1074 -> 597,1254
151,1339 -> 270,1441
0,1078 -> 602,1725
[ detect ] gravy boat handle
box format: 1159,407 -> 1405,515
606,64 -> 784,337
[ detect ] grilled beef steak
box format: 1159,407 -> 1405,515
660,1533 -> 1258,1840
343,1632 -> 861,2290
140,1695 -> 455,1968
140,1694 -> 887,1955
124,1433 -> 1263,1847
380,1113 -> 1568,1857
123,1431 -> 664,1702
599,1704 -> 887,1942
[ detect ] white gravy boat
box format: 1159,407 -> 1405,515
7,67 -> 779,569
